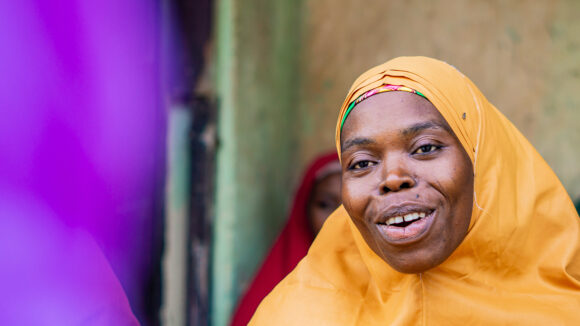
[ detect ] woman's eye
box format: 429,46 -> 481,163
351,160 -> 374,170
415,144 -> 439,154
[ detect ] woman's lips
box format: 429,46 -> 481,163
375,209 -> 435,242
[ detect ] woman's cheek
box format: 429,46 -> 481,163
343,183 -> 364,220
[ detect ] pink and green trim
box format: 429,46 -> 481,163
339,85 -> 426,132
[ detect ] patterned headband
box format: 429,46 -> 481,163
339,84 -> 427,132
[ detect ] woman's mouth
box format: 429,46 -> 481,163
375,209 -> 435,242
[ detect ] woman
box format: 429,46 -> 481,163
230,152 -> 341,326
250,56 -> 580,325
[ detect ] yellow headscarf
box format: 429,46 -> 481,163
250,56 -> 580,325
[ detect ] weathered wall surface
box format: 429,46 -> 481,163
212,0 -> 302,324
296,0 -> 580,199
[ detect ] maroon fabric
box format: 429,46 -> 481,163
230,152 -> 339,326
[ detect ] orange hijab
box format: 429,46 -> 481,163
250,56 -> 580,325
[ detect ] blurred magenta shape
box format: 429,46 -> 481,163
0,0 -> 165,325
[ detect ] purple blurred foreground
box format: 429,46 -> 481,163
0,0 -> 165,325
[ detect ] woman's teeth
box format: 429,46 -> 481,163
385,212 -> 426,226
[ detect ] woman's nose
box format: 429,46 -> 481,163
378,159 -> 416,194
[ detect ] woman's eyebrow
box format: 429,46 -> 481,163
401,121 -> 452,136
341,137 -> 375,152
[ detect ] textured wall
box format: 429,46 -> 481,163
212,0 -> 302,324
296,0 -> 580,199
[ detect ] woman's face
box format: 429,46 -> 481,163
340,91 -> 474,273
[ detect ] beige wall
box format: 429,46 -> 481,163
295,0 -> 580,199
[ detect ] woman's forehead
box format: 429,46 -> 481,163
341,92 -> 450,141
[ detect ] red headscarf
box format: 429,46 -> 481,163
230,152 -> 339,326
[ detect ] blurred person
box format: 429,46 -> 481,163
0,192 -> 139,325
251,57 -> 580,325
0,1 -> 164,324
230,152 -> 341,326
